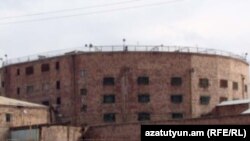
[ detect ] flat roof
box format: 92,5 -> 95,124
2,45 -> 248,67
217,99 -> 250,106
0,96 -> 47,108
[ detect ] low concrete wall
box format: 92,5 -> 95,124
84,114 -> 250,141
0,127 -> 9,141
209,103 -> 249,117
84,124 -> 140,141
41,125 -> 81,141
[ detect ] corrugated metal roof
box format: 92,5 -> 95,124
217,99 -> 250,106
0,96 -> 47,108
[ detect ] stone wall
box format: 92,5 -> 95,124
0,127 -> 9,141
0,105 -> 49,141
2,52 -> 249,125
209,103 -> 249,116
84,114 -> 250,141
191,55 -> 249,117
41,125 -> 81,141
0,106 -> 49,127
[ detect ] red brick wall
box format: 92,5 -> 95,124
75,52 -> 192,124
1,52 -> 249,125
209,104 -> 249,116
4,56 -> 76,121
84,114 -> 250,141
190,55 -> 249,117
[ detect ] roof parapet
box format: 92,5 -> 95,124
2,45 -> 248,66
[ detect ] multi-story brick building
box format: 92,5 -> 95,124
0,46 -> 249,126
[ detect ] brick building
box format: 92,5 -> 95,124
0,95 -> 81,141
0,96 -> 49,140
0,46 -> 249,126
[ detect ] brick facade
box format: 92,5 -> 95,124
0,98 -> 50,141
0,106 -> 49,127
1,52 -> 249,125
83,114 -> 250,141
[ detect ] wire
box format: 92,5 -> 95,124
0,0 -> 144,20
0,0 -> 185,25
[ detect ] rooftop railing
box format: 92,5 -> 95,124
1,45 -> 248,66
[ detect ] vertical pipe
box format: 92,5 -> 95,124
72,55 -> 77,125
242,75 -> 245,99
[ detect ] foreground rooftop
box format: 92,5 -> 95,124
0,96 -> 47,108
218,99 -> 250,106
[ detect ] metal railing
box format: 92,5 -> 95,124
2,45 -> 248,66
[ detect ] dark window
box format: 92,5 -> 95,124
17,69 -> 20,75
103,113 -> 116,123
26,85 -> 34,94
55,62 -> 60,70
103,77 -> 115,86
220,79 -> 228,88
80,89 -> 87,95
200,96 -> 210,105
42,101 -> 49,106
57,97 -> 61,105
41,63 -> 50,72
233,82 -> 238,90
103,95 -> 115,103
220,97 -> 228,102
25,66 -> 34,75
5,114 -> 11,122
138,112 -> 150,121
171,95 -> 183,104
56,81 -> 60,90
137,77 -> 149,85
199,78 -> 209,88
172,113 -> 183,119
1,81 -> 4,88
171,77 -> 182,86
17,87 -> 20,95
138,94 -> 150,103
245,85 -> 248,92
81,104 -> 87,112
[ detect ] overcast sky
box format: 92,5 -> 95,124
0,0 -> 249,60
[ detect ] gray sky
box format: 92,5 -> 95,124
0,0 -> 250,60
